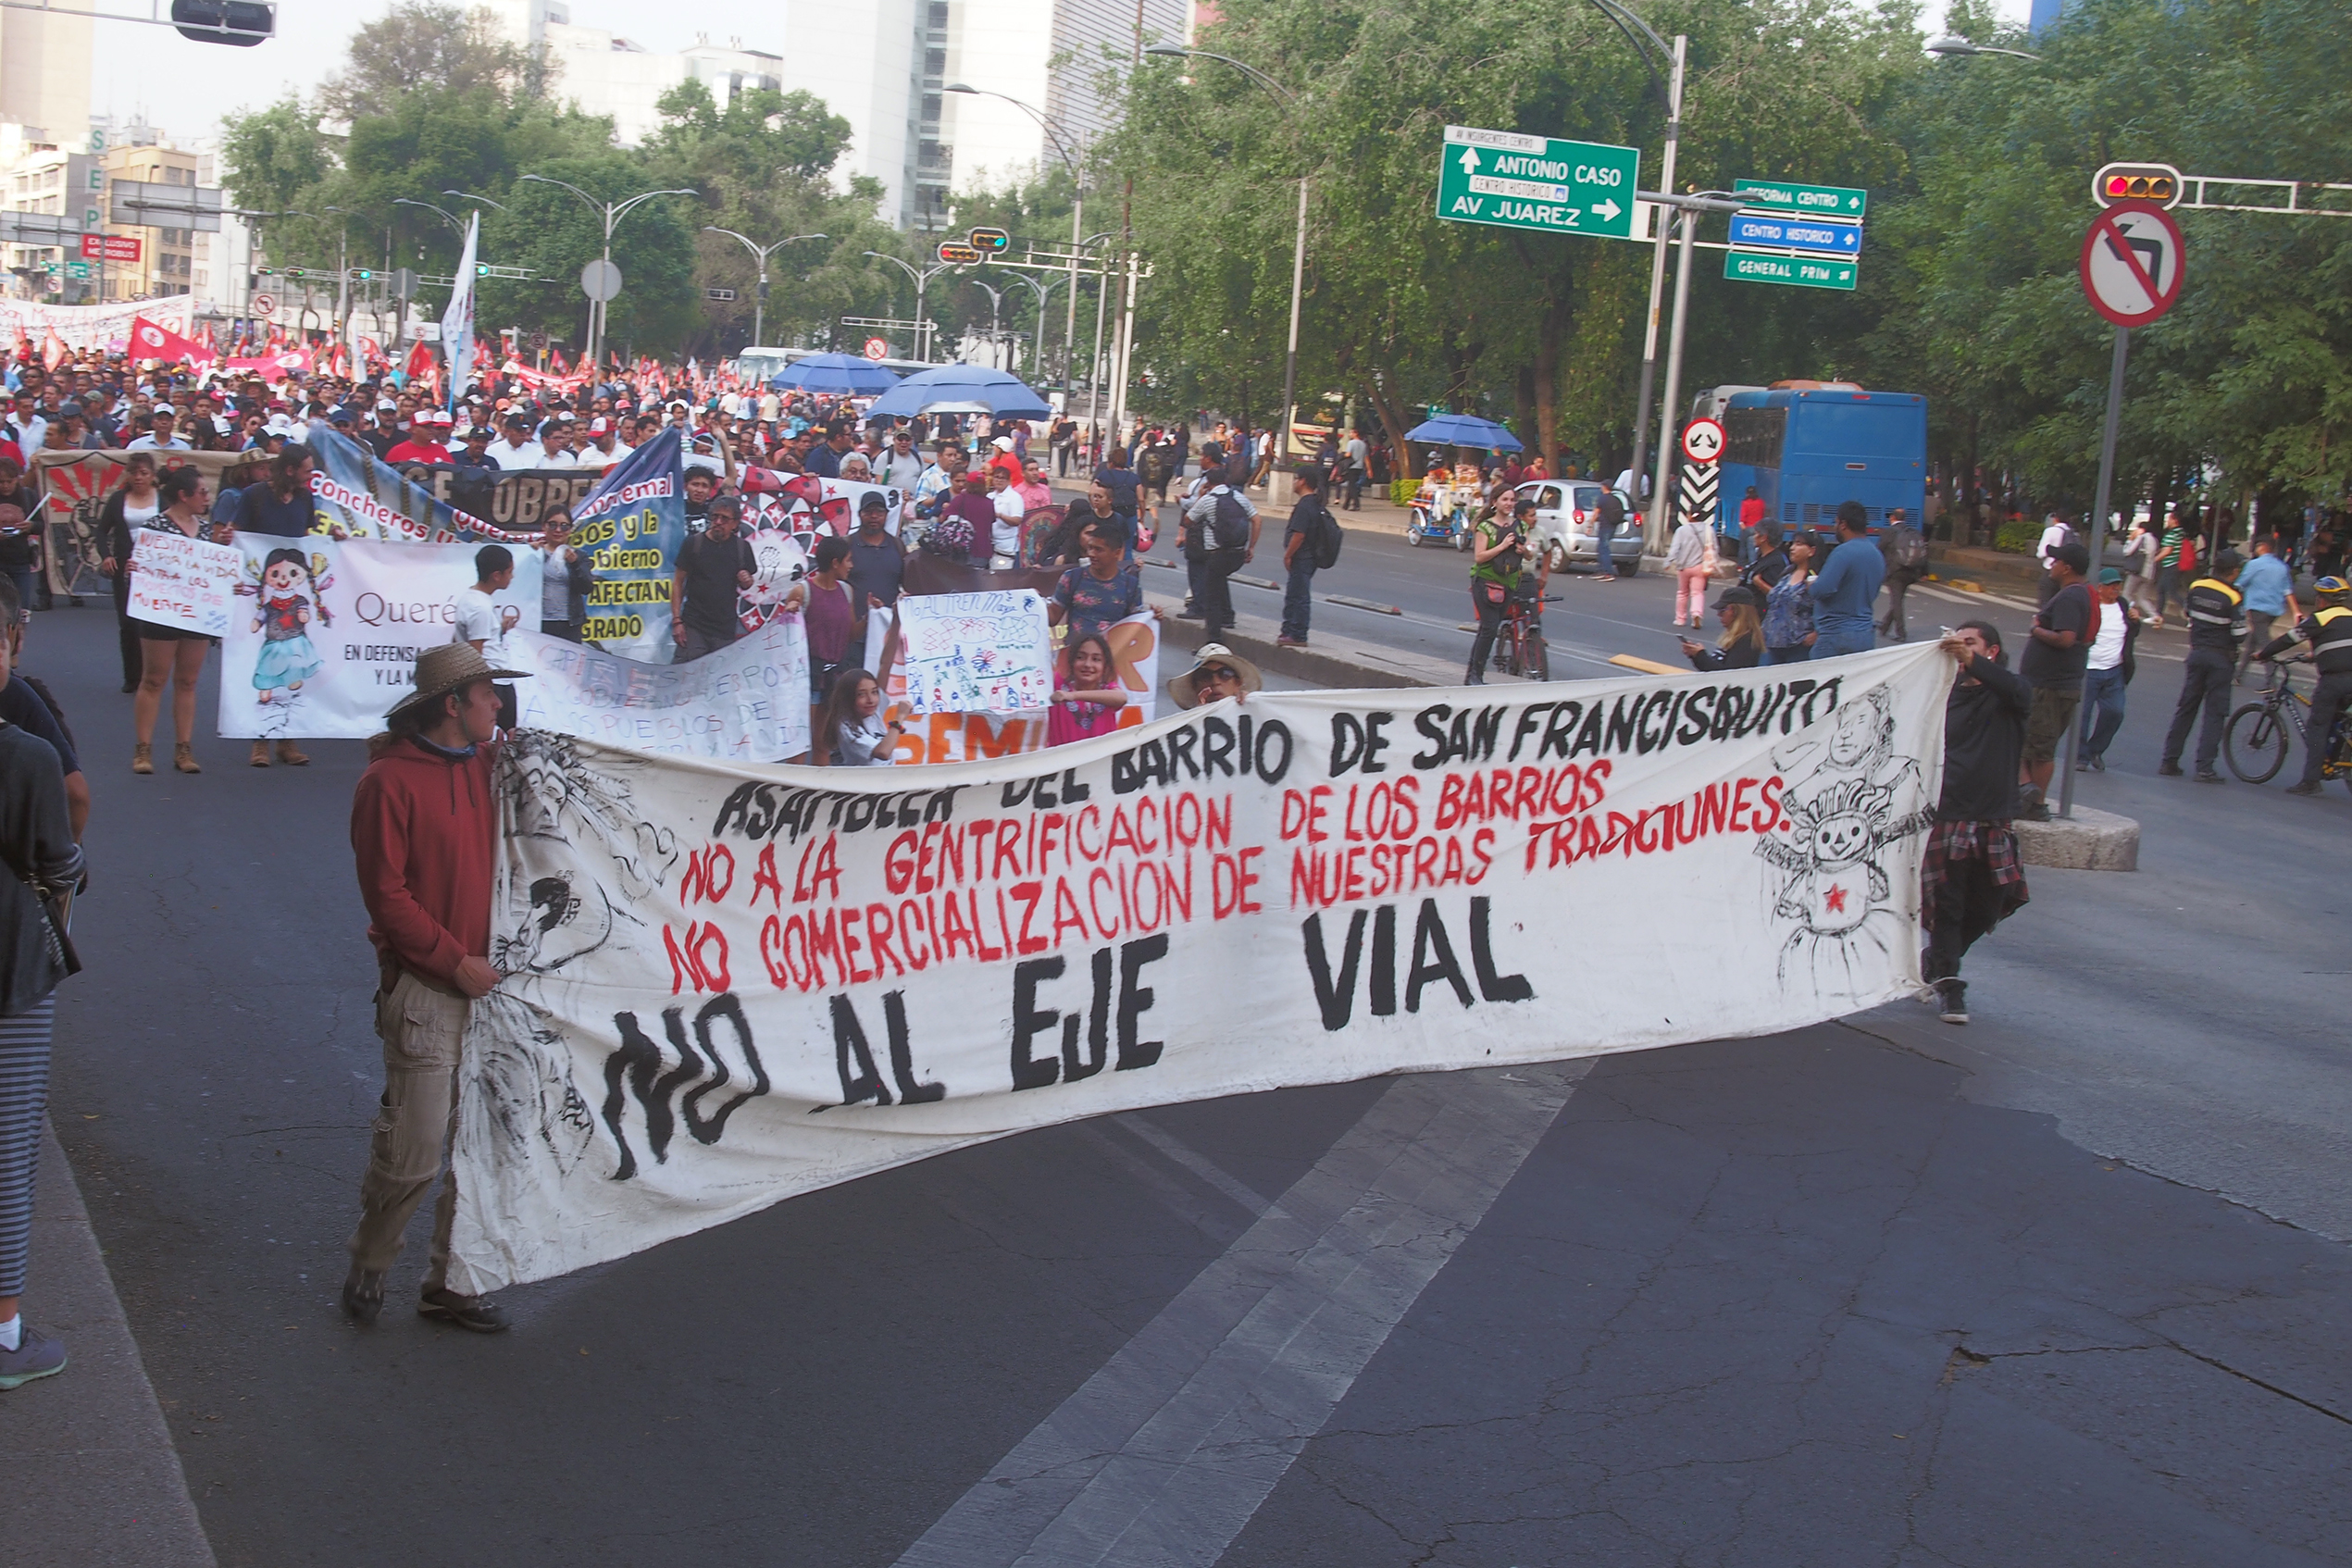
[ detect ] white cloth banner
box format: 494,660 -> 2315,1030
505,616 -> 813,763
126,530 -> 240,637
0,296 -> 193,351
444,643 -> 1956,1293
216,536 -> 541,740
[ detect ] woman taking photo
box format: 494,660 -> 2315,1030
128,467 -> 222,776
97,452 -> 162,694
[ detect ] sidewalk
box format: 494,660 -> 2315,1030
2,1123 -> 215,1567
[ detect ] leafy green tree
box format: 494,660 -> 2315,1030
320,1 -> 542,123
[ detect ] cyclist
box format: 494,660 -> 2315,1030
1466,495 -> 1545,685
2256,574 -> 2352,796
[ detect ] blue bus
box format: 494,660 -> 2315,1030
1696,386 -> 1927,540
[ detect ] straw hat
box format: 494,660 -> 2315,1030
386,642 -> 529,722
1168,642 -> 1263,709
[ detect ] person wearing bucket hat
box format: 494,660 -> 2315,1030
341,642 -> 529,1335
1680,583 -> 1765,671
1169,642 -> 1263,709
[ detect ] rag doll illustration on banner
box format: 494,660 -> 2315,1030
240,547 -> 334,733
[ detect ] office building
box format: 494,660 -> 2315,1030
483,1 -> 786,149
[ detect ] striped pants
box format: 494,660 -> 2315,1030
0,997 -> 56,1299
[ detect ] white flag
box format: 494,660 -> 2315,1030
442,212 -> 479,410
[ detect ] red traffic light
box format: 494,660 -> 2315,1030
936,242 -> 982,265
2093,162 -> 2181,209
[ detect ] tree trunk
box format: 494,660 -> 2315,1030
1362,372 -> 1414,480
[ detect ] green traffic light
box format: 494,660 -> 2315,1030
476,263 -> 490,276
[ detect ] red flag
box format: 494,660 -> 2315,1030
405,340 -> 436,381
330,342 -> 352,379
549,347 -> 568,374
42,330 -> 68,371
128,314 -> 214,368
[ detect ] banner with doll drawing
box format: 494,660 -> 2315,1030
216,536 -> 541,740
442,642 -> 1958,1293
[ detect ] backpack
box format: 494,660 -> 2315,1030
922,509 -> 974,560
1311,498 -> 1344,569
1890,523 -> 1927,569
1207,488 -> 1251,552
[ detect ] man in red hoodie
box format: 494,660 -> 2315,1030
342,643 -> 526,1332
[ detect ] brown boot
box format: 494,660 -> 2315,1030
250,740 -> 272,767
131,741 -> 154,775
173,742 -> 201,775
274,740 -> 310,766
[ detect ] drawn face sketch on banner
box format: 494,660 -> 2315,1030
1755,684 -> 1934,996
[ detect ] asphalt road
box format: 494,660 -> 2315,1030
25,573 -> 2351,1566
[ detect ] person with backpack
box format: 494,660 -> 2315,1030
1278,466 -> 1340,647
1878,506 -> 1928,641
1181,454 -> 1260,640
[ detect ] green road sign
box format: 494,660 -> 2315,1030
1437,125 -> 1639,241
64,260 -> 91,280
1733,178 -> 1868,219
1724,252 -> 1858,291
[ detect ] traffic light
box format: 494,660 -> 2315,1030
253,266 -> 275,277
936,241 -> 982,265
2094,162 -> 2181,208
171,0 -> 273,44
476,262 -> 491,277
355,268 -> 373,281
967,226 -> 1011,255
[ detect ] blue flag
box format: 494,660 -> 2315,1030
572,427 -> 687,663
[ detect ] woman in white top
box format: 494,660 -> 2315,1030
96,453 -> 162,694
1666,514 -> 1716,628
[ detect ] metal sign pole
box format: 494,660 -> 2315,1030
2056,324 -> 2130,820
1626,34 -> 1686,510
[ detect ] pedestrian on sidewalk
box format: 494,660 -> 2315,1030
1667,510 -> 1711,628
1341,429 -> 1369,510
1183,458 -> 1258,641
2016,542 -> 2092,819
1174,442 -> 1225,620
2158,548 -> 2246,782
342,644 -> 529,1334
2075,567 -> 2140,773
2234,535 -> 2297,682
2120,516 -> 2160,623
0,594 -> 84,1390
1592,484 -> 1625,581
1737,486 -> 1768,566
2035,511 -> 2074,606
2152,512 -> 2188,624
1922,622 -> 2032,1026
2255,575 -> 2352,796
1809,503 -> 1884,659
1877,506 -> 1926,641
1278,466 -> 1336,647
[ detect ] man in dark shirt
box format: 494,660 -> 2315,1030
804,423 -> 850,479
846,493 -> 904,649
449,426 -> 499,470
2015,541 -> 2091,819
1278,466 -> 1334,646
669,495 -> 756,662
1923,621 -> 2031,1025
1093,447 -> 1140,516
2159,548 -> 2246,782
2258,574 -> 2352,795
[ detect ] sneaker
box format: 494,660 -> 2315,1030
341,1266 -> 386,1325
2194,768 -> 2225,783
1936,978 -> 1969,1025
2157,761 -> 2184,777
2019,799 -> 2052,822
1275,636 -> 1308,648
0,1325 -> 68,1389
418,1288 -> 509,1333
2284,779 -> 2322,796
1176,608 -> 1204,621
2088,753 -> 2106,773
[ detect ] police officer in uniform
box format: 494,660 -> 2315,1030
2257,574 -> 2352,795
2159,548 -> 2245,782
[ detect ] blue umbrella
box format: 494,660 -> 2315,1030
770,352 -> 902,394
867,364 -> 1053,420
1405,414 -> 1524,453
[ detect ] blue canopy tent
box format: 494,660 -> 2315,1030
1404,414 -> 1524,453
868,364 -> 1053,421
770,352 -> 902,395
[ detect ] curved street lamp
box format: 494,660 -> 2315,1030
703,229 -> 827,350
945,82 -> 1091,390
517,175 -> 697,367
1925,34 -> 2046,60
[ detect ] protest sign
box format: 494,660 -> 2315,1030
567,429 -> 688,664
505,615 -> 813,763
126,529 -> 241,637
0,295 -> 193,351
442,642 -> 1956,1293
216,535 -> 541,740
864,607 -> 1160,765
897,590 -> 1054,714
31,449 -> 256,595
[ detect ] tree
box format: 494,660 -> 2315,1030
218,97 -> 334,218
320,2 -> 545,123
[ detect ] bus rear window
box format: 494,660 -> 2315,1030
1787,402 -> 1922,460
1724,406 -> 1785,468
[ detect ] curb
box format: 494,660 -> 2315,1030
2013,805 -> 2141,872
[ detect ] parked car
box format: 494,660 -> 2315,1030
1514,480 -> 1644,576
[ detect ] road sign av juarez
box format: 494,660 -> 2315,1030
1724,253 -> 1857,291
2080,201 -> 2183,328
1681,417 -> 1724,466
1727,212 -> 1862,256
1437,125 -> 1638,241
1732,178 -> 1867,218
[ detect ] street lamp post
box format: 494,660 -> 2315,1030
970,280 -> 1006,367
1639,189 -> 1745,552
1924,34 -> 2046,60
1145,45 -> 1309,485
517,174 -> 696,371
944,83 -> 1089,392
863,251 -> 959,363
323,205 -> 361,348
703,228 -> 828,351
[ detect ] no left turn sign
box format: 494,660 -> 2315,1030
862,337 -> 890,361
2080,201 -> 2184,328
250,292 -> 276,317
1681,417 -> 1724,465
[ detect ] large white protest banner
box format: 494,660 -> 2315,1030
505,616 -> 813,763
126,530 -> 241,637
0,295 -> 193,351
444,643 -> 1956,1293
216,536 -> 541,740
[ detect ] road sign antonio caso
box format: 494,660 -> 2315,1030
1437,125 -> 1638,241
1732,178 -> 1867,219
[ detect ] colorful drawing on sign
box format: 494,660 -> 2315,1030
897,590 -> 1052,715
234,547 -> 336,730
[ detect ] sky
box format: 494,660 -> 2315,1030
96,0 -> 2036,147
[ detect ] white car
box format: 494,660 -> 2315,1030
1513,480 -> 1644,576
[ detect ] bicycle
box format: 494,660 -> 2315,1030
1494,591 -> 1559,681
2223,653 -> 2351,789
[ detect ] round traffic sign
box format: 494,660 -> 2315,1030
250,292 -> 276,318
529,330 -> 550,355
2080,201 -> 2184,328
1681,417 -> 1724,465
579,257 -> 624,303
862,337 -> 889,362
